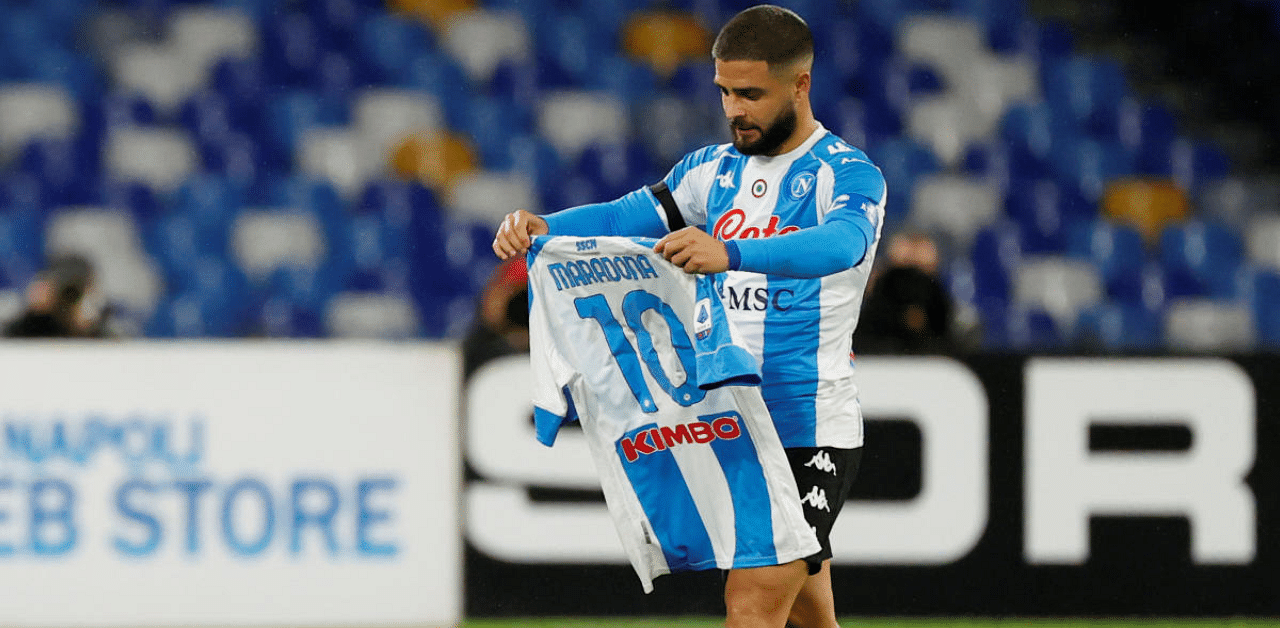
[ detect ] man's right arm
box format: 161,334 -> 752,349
492,186 -> 669,260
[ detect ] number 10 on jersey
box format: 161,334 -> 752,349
575,290 -> 707,413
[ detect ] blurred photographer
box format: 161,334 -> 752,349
4,254 -> 108,339
461,256 -> 529,380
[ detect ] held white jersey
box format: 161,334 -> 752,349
527,235 -> 820,593
658,124 -> 887,448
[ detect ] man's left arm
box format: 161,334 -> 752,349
655,195 -> 877,278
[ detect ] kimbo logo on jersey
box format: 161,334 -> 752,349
618,415 -> 743,463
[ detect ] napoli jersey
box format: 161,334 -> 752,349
527,235 -> 820,593
660,125 -> 886,448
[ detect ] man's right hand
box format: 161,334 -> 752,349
492,210 -> 548,260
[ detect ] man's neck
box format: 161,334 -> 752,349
766,117 -> 820,157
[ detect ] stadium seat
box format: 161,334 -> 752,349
1101,177 -> 1190,244
1073,301 -> 1163,352
20,135 -> 102,206
167,6 -> 259,81
0,84 -> 79,164
440,9 -> 532,85
536,90 -> 628,162
104,126 -> 199,193
298,127 -> 373,198
968,221 -> 1023,304
445,171 -> 539,223
1244,267 -> 1280,348
388,0 -> 477,31
997,101 -> 1059,181
1065,218 -> 1148,304
1011,254 -> 1103,331
585,55 -> 660,109
357,12 -> 435,85
1164,298 -> 1255,353
352,87 -> 445,167
575,140 -> 659,201
231,208 -> 327,283
456,93 -> 535,169
110,43 -> 206,113
1159,219 -> 1244,299
325,291 -> 421,339
389,130 -> 479,193
1048,135 -> 1133,203
908,174 -> 1002,252
866,137 -> 940,226
621,10 -> 711,78
261,10 -> 325,87
981,303 -> 1062,351
534,13 -> 609,89
44,207 -> 164,317
897,14 -> 985,86
1245,213 -> 1280,271
1198,175 -> 1280,230
907,94 -> 989,167
1004,178 -> 1093,253
1040,54 -> 1129,134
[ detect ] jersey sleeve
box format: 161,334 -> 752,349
543,187 -> 670,238
660,145 -> 725,228
526,248 -> 582,446
691,274 -> 761,389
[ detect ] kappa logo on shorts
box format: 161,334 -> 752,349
800,486 -> 830,512
805,451 -> 839,475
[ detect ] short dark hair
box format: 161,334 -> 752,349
712,4 -> 814,70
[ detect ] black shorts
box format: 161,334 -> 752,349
786,446 -> 863,573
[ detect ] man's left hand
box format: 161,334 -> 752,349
655,227 -> 730,275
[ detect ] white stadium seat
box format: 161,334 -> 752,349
325,292 -> 420,339
231,209 -> 326,281
45,207 -> 164,316
105,126 -> 199,192
537,90 -> 628,161
298,127 -> 376,198
908,174 -> 1002,251
447,171 -> 540,222
441,9 -> 532,84
1164,298 -> 1255,352
1013,255 -> 1104,330
0,84 -> 79,162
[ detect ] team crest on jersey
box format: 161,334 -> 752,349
751,179 -> 767,197
787,171 -> 816,200
694,298 -> 712,339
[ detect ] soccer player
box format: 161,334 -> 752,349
493,6 -> 885,628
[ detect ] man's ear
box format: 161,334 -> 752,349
795,70 -> 811,98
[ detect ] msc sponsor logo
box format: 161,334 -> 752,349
712,209 -> 800,240
618,415 -> 743,463
719,285 -> 794,312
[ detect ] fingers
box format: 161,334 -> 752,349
492,210 -> 546,260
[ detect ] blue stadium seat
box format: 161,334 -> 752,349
1245,267 -> 1280,348
1048,135 -> 1133,202
1004,179 -> 1094,254
20,135 -> 101,206
262,11 -> 325,87
534,13 -> 608,89
981,303 -> 1062,351
1040,55 -> 1129,136
969,222 -> 1024,304
357,13 -> 433,85
997,102 -> 1059,181
210,56 -> 269,121
0,207 -> 44,290
865,137 -> 939,225
260,89 -> 348,170
1159,219 -> 1244,299
575,140 -> 660,201
1118,99 -> 1179,172
400,51 -> 473,130
101,179 -> 164,224
1074,301 -> 1164,351
458,93 -> 535,169
308,0 -> 368,51
585,54 -> 659,108
1065,218 -> 1148,305
171,174 -> 246,235
265,173 -> 349,243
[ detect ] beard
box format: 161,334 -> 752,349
730,105 -> 798,156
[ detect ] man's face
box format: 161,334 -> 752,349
714,58 -> 799,156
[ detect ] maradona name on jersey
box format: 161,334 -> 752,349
546,251 -> 661,291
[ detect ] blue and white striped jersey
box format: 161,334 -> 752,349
661,125 -> 887,448
527,235 -> 820,593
